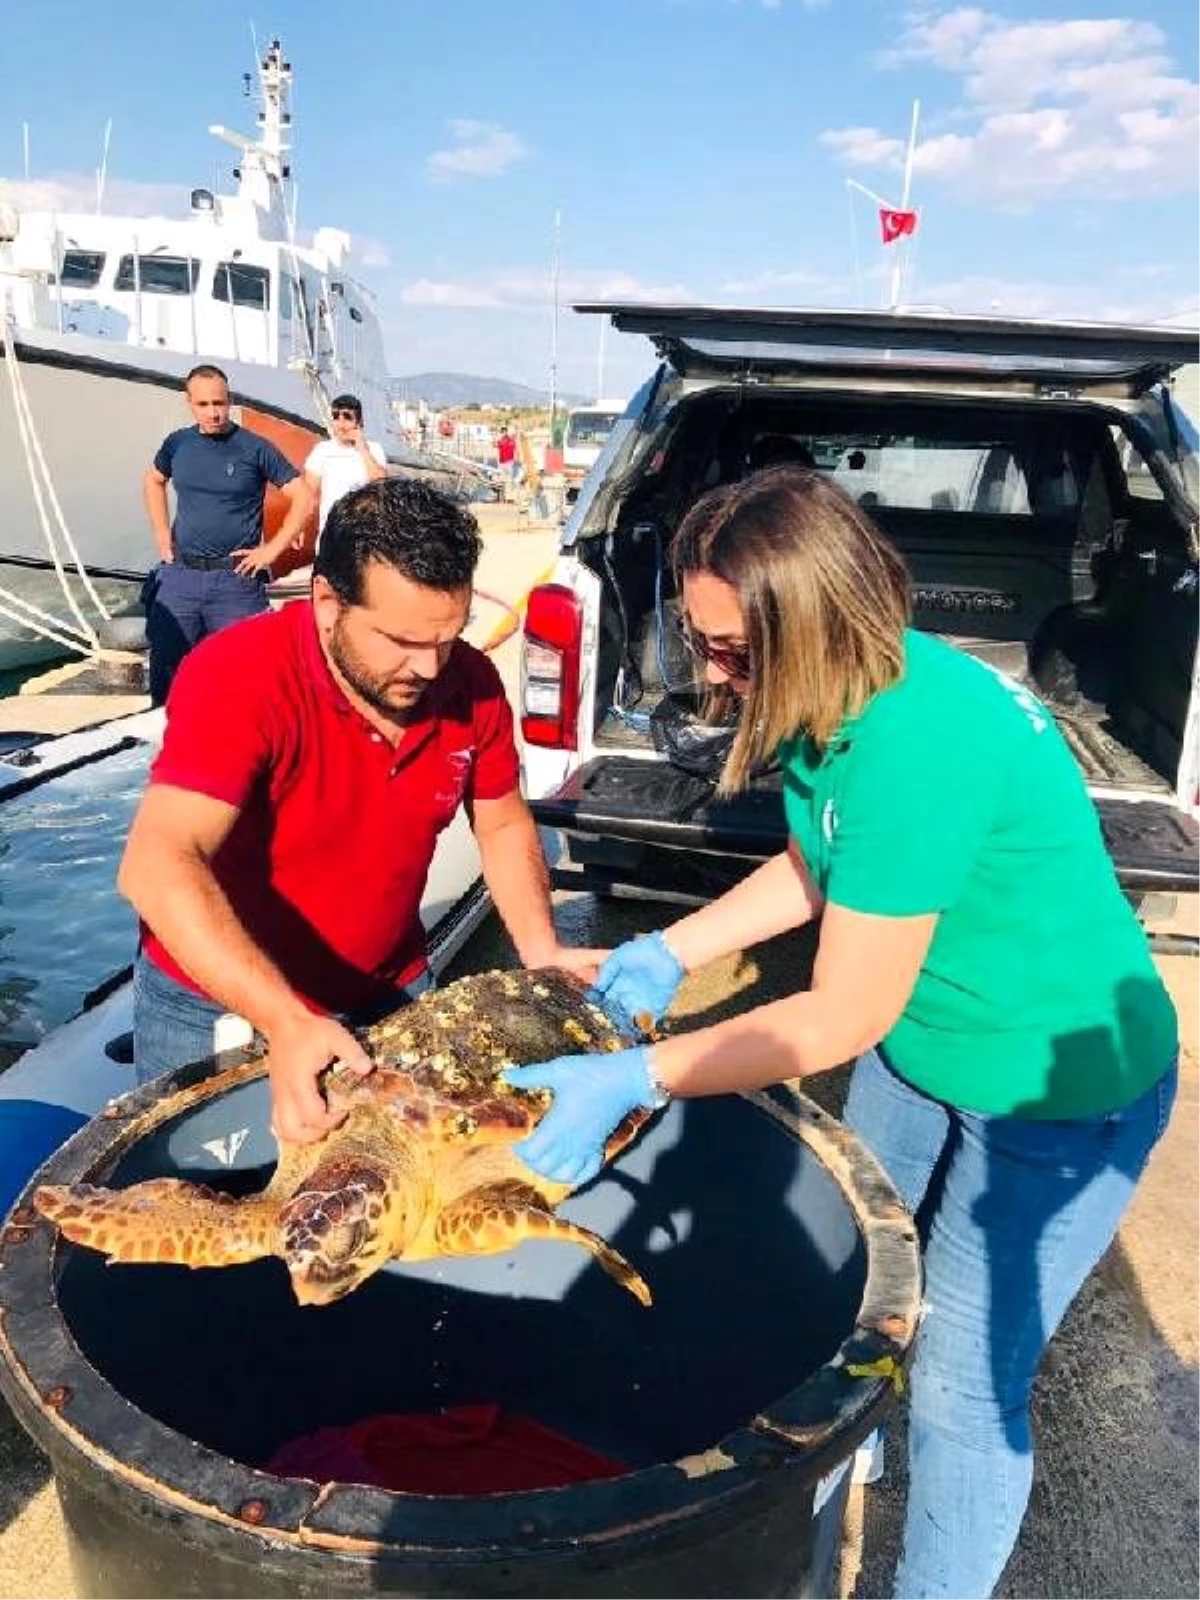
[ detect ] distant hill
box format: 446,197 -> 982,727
392,372 -> 587,409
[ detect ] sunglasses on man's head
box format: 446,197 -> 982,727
332,409 -> 360,421
672,612 -> 753,680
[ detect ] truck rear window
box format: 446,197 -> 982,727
759,435 -> 1083,516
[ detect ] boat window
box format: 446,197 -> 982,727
54,250 -> 106,288
213,261 -> 271,310
113,255 -> 200,295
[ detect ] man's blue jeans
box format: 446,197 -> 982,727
132,955 -> 433,1088
843,1046 -> 1177,1599
132,956 -> 252,1086
145,561 -> 269,707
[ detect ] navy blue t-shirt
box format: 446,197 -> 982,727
153,424 -> 298,558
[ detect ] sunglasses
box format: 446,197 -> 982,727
332,409 -> 360,422
672,612 -> 753,680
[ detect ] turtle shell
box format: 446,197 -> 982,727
355,966 -> 636,1115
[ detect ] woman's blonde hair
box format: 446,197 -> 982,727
672,465 -> 911,794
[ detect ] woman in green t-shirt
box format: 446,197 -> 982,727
505,466 -> 1179,1599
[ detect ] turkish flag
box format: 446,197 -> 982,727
879,207 -> 918,245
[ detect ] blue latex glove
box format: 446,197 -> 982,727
589,930 -> 685,1029
503,1047 -> 662,1188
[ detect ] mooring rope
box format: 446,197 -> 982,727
0,317 -> 111,656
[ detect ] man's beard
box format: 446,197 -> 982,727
329,617 -> 432,719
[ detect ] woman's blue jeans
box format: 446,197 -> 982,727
844,1046 -> 1177,1600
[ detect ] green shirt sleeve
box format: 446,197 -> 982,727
825,702 -> 1004,916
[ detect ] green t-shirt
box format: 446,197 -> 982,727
779,631 -> 1177,1118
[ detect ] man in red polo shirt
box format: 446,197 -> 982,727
118,477 -> 594,1143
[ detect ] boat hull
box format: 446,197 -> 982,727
0,333 -> 323,670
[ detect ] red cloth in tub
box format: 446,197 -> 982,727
266,1403 -> 627,1495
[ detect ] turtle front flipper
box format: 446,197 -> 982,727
34,1179 -> 278,1268
434,1180 -> 651,1307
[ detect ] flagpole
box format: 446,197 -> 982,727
845,181 -> 865,309
890,98 -> 920,311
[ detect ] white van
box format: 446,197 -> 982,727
562,400 -> 627,501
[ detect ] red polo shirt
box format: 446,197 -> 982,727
142,600 -> 519,1016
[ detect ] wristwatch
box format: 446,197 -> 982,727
645,1051 -> 673,1111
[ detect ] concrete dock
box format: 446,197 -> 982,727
0,497 -> 559,741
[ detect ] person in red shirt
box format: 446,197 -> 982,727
118,476 -> 597,1144
495,425 -> 518,471
495,424 -> 521,499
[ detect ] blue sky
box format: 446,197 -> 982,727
3,0 -> 1197,399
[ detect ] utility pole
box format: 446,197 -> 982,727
548,207 -> 562,444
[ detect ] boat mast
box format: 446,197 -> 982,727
208,38 -> 295,221
255,40 -> 293,192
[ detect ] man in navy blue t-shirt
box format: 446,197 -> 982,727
142,364 -> 314,704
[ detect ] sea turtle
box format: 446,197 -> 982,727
34,969 -> 656,1308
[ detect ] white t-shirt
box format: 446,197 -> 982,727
305,437 -> 388,533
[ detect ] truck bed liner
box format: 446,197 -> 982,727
534,756 -> 1197,892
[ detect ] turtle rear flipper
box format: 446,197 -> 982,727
34,1179 -> 278,1268
433,1180 -> 651,1307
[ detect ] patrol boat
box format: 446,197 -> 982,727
0,38 -> 404,671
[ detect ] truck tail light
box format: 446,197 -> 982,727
521,584 -> 582,750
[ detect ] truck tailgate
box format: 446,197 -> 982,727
531,756 -> 1200,892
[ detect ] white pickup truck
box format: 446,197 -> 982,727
519,305 -> 1199,928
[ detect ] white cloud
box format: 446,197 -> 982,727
718,266 -> 849,298
904,270 -> 1198,324
820,7 -> 1199,202
0,173 -> 190,218
425,120 -> 527,183
351,234 -> 391,269
400,267 -> 689,309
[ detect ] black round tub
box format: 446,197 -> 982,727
0,1061 -> 921,1599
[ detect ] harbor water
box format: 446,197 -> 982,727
0,741 -> 148,1067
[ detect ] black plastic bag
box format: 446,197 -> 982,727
650,692 -> 739,781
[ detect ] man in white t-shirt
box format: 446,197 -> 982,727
304,393 -> 388,542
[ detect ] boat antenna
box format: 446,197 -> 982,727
95,118 -> 113,214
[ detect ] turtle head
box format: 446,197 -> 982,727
277,1158 -> 412,1306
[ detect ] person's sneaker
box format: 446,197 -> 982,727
851,1430 -> 884,1485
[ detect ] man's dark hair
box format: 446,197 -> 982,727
314,477 -> 481,604
185,363 -> 228,389
330,392 -> 363,418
